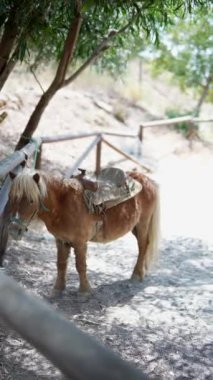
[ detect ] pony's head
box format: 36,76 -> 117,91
7,169 -> 47,240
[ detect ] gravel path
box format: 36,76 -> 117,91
1,147 -> 213,380
0,230 -> 212,379
0,73 -> 212,379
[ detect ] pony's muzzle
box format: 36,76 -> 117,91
8,221 -> 27,240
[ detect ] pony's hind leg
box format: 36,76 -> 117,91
131,221 -> 150,281
73,242 -> 91,293
131,176 -> 160,282
54,238 -> 70,292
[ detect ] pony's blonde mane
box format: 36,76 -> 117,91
10,169 -> 47,207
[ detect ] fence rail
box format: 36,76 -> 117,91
0,126 -> 153,379
1,114 -> 212,181
140,115 -> 213,129
0,138 -> 42,216
0,271 -> 148,380
0,137 -> 42,178
0,114 -> 212,379
41,129 -> 152,174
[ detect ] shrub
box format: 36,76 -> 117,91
165,108 -> 197,135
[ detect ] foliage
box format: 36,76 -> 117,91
1,1 -> 211,148
0,0 -> 211,75
166,108 -> 197,135
150,9 -> 213,110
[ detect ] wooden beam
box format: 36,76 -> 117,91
194,118 -> 213,123
102,130 -> 137,138
0,272 -> 148,380
65,135 -> 102,178
102,138 -> 152,172
42,132 -> 98,144
42,130 -> 138,144
95,139 -> 102,175
141,116 -> 193,128
0,138 -> 42,178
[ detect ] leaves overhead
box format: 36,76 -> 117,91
0,0 -> 211,74
150,9 -> 213,107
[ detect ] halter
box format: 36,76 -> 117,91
10,208 -> 38,233
9,201 -> 49,238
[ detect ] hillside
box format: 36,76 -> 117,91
0,64 -> 213,380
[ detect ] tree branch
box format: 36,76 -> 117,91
15,0 -> 83,151
63,18 -> 135,87
55,16 -> 83,87
194,75 -> 212,115
29,65 -> 45,94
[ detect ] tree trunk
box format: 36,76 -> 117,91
15,82 -> 59,150
0,14 -> 18,90
194,76 -> 212,116
0,58 -> 17,90
15,2 -> 132,151
15,11 -> 82,151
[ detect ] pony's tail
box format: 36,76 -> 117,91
145,185 -> 161,271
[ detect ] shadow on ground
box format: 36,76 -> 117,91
0,233 -> 212,379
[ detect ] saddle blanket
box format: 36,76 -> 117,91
83,168 -> 142,214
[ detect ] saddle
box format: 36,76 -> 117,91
74,167 -> 142,214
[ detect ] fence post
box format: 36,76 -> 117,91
0,178 -> 11,267
0,272 -> 149,380
0,211 -> 9,267
95,137 -> 102,175
138,125 -> 144,157
35,143 -> 43,170
186,120 -> 197,149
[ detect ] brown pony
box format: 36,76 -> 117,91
7,169 -> 160,293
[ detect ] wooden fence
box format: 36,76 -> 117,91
0,271 -> 148,380
0,114 -> 212,186
0,113 -> 211,259
40,129 -> 151,176
0,114 -> 212,379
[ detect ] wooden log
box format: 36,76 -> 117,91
102,138 -> 152,172
141,116 -> 193,128
65,135 -> 102,178
138,125 -> 144,157
0,200 -> 10,266
0,165 -> 26,264
0,140 -> 41,264
102,130 -> 137,138
42,130 -> 137,144
95,139 -> 102,175
0,138 -> 42,177
42,132 -> 98,144
35,143 -> 43,170
0,272 -> 148,380
193,118 -> 213,123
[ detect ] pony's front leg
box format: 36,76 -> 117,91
73,242 -> 91,293
54,238 -> 70,292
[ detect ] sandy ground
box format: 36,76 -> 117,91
0,67 -> 213,379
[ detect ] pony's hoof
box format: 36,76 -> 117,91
77,291 -> 92,302
78,286 -> 92,297
79,288 -> 91,295
131,273 -> 144,282
52,288 -> 64,297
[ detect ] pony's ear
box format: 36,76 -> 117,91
33,173 -> 40,184
20,160 -> 27,168
9,172 -> 16,180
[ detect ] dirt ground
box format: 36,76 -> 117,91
0,66 -> 213,379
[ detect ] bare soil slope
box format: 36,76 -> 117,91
0,66 -> 213,379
